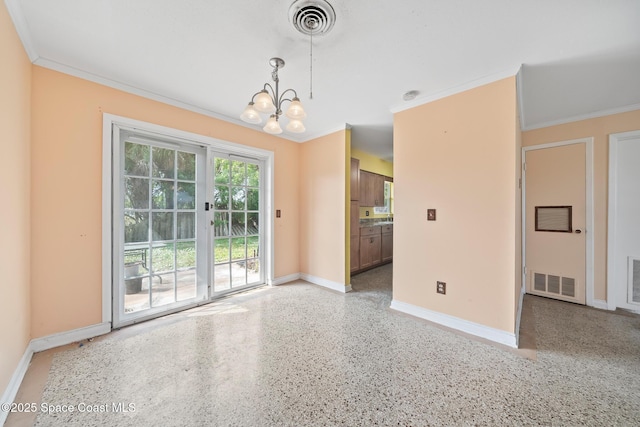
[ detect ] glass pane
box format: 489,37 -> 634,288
177,182 -> 195,209
231,237 -> 246,261
177,268 -> 196,301
152,147 -> 175,179
151,243 -> 174,273
177,151 -> 196,180
232,261 -> 246,288
125,177 -> 149,209
247,236 -> 259,259
177,213 -> 195,239
247,259 -> 260,284
124,142 -> 149,176
152,212 -> 174,241
247,213 -> 259,235
231,161 -> 246,185
152,180 -> 174,209
214,212 -> 229,237
124,244 -> 149,268
214,158 -> 230,184
214,264 -> 231,292
247,163 -> 259,187
125,212 -> 149,243
215,238 -> 230,264
151,273 -> 175,307
176,241 -> 196,269
231,187 -> 245,210
231,212 -> 245,236
214,186 -> 229,210
246,188 -> 259,211
124,276 -> 150,313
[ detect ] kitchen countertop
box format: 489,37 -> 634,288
359,219 -> 394,227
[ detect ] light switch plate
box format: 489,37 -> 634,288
427,209 -> 436,221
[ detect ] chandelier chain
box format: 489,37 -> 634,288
309,28 -> 313,100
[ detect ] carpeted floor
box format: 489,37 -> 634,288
9,263 -> 640,426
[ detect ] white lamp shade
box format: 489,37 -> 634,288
285,98 -> 306,120
254,91 -> 276,114
263,115 -> 283,134
240,103 -> 262,124
286,119 -> 306,133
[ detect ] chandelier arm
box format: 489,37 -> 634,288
279,88 -> 299,104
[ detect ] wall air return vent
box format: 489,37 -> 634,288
531,271 -> 578,300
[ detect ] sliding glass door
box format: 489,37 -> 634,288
111,124 -> 268,327
210,153 -> 264,295
113,129 -> 208,326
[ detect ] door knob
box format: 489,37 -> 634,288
575,229 -> 583,234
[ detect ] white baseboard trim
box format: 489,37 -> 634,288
300,273 -> 352,293
0,345 -> 34,425
390,300 -> 518,348
514,284 -> 526,347
271,273 -> 302,286
591,299 -> 613,311
30,322 -> 111,353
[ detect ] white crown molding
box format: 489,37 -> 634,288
32,56 -> 352,145
390,65 -> 521,114
4,0 -> 38,61
299,124 -> 351,142
300,273 -> 352,293
390,299 -> 517,348
522,103 -> 640,131
32,58 -> 313,140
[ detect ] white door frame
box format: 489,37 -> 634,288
521,137 -> 595,306
102,113 -> 275,327
607,130 -> 640,311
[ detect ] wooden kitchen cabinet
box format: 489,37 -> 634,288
359,170 -> 385,207
350,200 -> 360,272
359,226 -> 382,270
350,158 -> 360,201
381,224 -> 393,262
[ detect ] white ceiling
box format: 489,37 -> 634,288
7,0 -> 640,162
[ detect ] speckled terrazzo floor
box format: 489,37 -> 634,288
15,264 -> 640,426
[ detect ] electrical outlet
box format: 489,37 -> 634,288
437,281 -> 446,294
276,209 -> 281,218
427,209 -> 436,221
365,210 -> 370,216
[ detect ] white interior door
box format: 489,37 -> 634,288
608,130 -> 640,311
524,141 -> 589,304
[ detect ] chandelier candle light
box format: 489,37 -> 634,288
240,57 -> 306,135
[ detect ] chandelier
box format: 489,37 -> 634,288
240,57 -> 306,135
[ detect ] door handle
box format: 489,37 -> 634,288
574,229 -> 583,234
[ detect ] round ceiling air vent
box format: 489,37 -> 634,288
289,0 -> 336,36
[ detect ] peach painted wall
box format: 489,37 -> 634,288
299,130 -> 347,286
393,77 -> 519,333
30,67 -> 300,338
522,109 -> 640,301
0,1 -> 32,398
